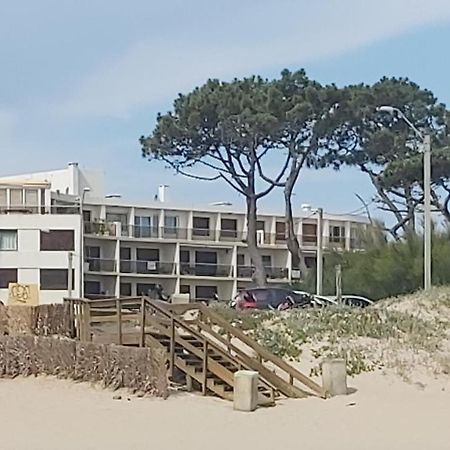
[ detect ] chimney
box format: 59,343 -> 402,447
158,185 -> 169,203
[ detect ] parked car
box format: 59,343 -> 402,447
232,287 -> 313,311
293,291 -> 373,308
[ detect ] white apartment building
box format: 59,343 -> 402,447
0,164 -> 369,304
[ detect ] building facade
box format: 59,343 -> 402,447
0,164 -> 368,304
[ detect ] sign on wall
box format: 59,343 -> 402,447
8,283 -> 39,306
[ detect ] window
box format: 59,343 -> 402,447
0,189 -> 6,207
262,255 -> 272,268
0,269 -> 17,288
221,218 -> 237,238
137,248 -> 159,261
329,225 -> 345,244
256,221 -> 265,231
275,222 -> 286,241
180,285 -> 191,295
85,246 -> 100,258
10,189 -> 23,207
302,223 -> 317,244
237,254 -> 245,266
137,283 -> 156,296
195,285 -> 217,300
24,189 -> 38,208
40,269 -> 74,290
193,216 -> 210,236
120,283 -> 132,296
0,230 -> 17,251
164,215 -> 178,232
40,230 -> 74,251
135,215 -> 158,237
180,250 -> 190,263
85,281 -> 101,295
83,210 -> 92,223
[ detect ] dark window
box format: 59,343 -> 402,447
193,217 -> 210,236
180,284 -> 191,295
195,285 -> 217,300
302,223 -> 317,243
221,218 -> 237,238
256,221 -> 265,231
195,251 -> 217,276
180,250 -> 190,263
83,210 -> 91,222
40,230 -> 74,251
85,246 -> 100,258
136,248 -> 159,261
330,225 -> 345,243
262,255 -> 272,268
137,283 -> 156,296
305,257 -> 316,269
0,269 -> 17,288
120,283 -> 132,296
237,254 -> 245,266
120,247 -> 131,259
40,269 -> 74,290
85,281 -> 101,295
275,222 -> 286,241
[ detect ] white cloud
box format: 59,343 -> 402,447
54,0 -> 450,119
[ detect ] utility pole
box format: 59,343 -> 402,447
423,134 -> 432,291
316,208 -> 324,296
335,264 -> 342,304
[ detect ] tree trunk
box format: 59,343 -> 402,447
284,189 -> 307,277
246,195 -> 267,286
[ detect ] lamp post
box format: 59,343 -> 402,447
302,204 -> 324,295
377,106 -> 432,291
78,187 -> 90,298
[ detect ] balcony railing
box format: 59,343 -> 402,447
129,225 -> 159,238
237,266 -> 289,280
85,257 -> 117,272
180,263 -> 232,277
192,228 -> 215,240
84,221 -> 117,237
120,260 -> 175,275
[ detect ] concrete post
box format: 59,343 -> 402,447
322,358 -> 347,396
233,370 -> 258,412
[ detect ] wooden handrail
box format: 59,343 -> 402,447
198,304 -> 326,398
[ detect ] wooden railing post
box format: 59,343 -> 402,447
81,301 -> 91,342
202,339 -> 208,395
169,316 -> 175,377
116,299 -> 122,345
140,298 -> 146,347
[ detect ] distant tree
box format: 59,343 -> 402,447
329,77 -> 448,238
140,76 -> 294,286
140,70 -> 345,283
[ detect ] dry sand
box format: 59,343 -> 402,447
0,373 -> 449,450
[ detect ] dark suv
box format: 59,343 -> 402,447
233,287 -> 312,311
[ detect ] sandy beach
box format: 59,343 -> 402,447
0,373 -> 448,450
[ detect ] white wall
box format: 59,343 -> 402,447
0,214 -> 80,304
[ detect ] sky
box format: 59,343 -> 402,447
2,0 -> 450,219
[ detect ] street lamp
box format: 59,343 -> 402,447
78,187 -> 90,298
377,106 -> 432,291
302,204 -> 324,296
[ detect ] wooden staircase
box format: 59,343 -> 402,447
67,296 -> 326,404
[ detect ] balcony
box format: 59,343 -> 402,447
85,257 -> 117,272
84,221 -> 116,237
163,227 -> 188,239
237,266 -> 289,280
180,263 -> 232,277
192,228 -> 215,240
120,260 -> 176,275
129,225 -> 159,239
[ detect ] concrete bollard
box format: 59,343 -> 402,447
322,358 -> 348,396
233,370 -> 259,412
